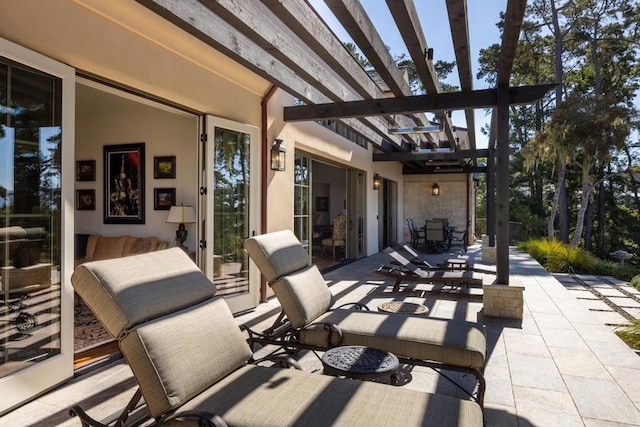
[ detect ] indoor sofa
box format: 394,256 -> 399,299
74,234 -> 169,267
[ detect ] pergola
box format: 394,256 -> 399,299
138,0 -> 553,285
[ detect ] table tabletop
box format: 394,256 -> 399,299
321,346 -> 399,380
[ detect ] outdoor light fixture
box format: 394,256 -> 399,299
388,125 -> 440,135
166,204 -> 196,250
426,47 -> 434,61
373,173 -> 382,190
432,183 -> 440,196
270,139 -> 286,171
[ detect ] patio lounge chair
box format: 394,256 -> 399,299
70,248 -> 483,427
377,247 -> 484,292
398,243 -> 497,275
243,230 -> 487,407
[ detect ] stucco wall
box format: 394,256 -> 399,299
266,90 -> 405,256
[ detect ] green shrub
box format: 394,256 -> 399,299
631,275 -> 640,290
615,320 -> 640,350
519,238 -> 640,281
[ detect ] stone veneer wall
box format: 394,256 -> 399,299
483,283 -> 524,319
403,175 -> 471,242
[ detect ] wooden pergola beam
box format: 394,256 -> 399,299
386,0 -> 459,152
136,0 -> 404,151
373,149 -> 489,162
197,0 -> 410,151
284,84 -> 555,121
324,0 -> 434,142
445,0 -> 476,150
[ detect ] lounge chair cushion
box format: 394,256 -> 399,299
164,364 -> 483,427
244,229 -> 311,283
300,310 -> 486,370
71,248 -> 216,337
121,296 -> 253,418
271,264 -> 334,328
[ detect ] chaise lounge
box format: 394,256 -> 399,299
70,248 -> 483,426
243,230 -> 487,407
377,246 -> 485,292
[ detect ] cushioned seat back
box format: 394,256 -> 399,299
71,248 -> 217,337
244,230 -> 311,282
271,265 -> 334,328
245,230 -> 333,328
71,248 -> 253,418
121,297 -> 253,417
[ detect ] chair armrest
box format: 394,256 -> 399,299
252,354 -> 302,370
333,302 -> 369,311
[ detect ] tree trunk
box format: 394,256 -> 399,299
548,159 -> 567,239
584,199 -> 594,251
551,0 -> 568,243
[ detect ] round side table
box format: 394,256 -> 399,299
378,301 -> 429,315
321,346 -> 400,383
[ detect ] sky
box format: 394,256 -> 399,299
307,1 -> 509,149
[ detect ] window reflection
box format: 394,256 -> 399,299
0,57 -> 62,378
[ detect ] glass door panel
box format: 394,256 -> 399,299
204,116 -> 259,313
0,38 -> 74,414
294,153 -> 311,256
347,169 -> 366,259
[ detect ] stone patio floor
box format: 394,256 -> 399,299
2,245 -> 640,426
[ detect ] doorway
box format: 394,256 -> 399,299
378,178 -> 398,250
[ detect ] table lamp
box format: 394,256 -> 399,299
166,204 -> 196,249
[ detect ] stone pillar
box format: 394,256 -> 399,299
481,235 -> 497,264
483,281 -> 524,319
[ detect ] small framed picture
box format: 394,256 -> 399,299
76,160 -> 96,181
154,188 -> 176,210
154,156 -> 176,179
316,196 -> 328,212
76,189 -> 96,210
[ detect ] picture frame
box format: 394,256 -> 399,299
104,143 -> 145,224
154,188 -> 176,210
316,196 -> 328,212
76,160 -> 96,181
154,155 -> 176,179
76,189 -> 96,210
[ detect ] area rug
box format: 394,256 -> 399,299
74,297 -> 111,351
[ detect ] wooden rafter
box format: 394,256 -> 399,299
445,0 -> 476,150
373,149 -> 489,162
284,84 -> 555,121
136,0 -> 404,151
386,0 -> 459,152
324,0 -> 433,142
197,0 -> 412,152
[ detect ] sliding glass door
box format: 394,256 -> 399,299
0,37 -> 75,415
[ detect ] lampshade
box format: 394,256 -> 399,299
166,205 -> 196,224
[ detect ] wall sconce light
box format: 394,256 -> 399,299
432,183 -> 440,196
373,173 -> 382,190
270,139 -> 286,171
